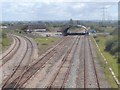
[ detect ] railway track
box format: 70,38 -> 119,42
88,36 -> 100,89
42,36 -> 100,88
23,36 -> 76,88
84,36 -> 100,89
2,36 -> 72,89
84,35 -> 86,88
1,35 -> 21,67
19,36 -> 34,67
26,36 -> 79,88
2,35 -> 109,89
14,36 -> 74,88
2,36 -> 34,88
75,36 -> 85,88
47,36 -> 81,88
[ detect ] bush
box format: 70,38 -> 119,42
105,36 -> 118,56
42,43 -> 48,45
105,39 -> 113,51
117,56 -> 120,64
93,36 -> 97,38
96,40 -> 99,42
51,40 -> 54,42
111,42 -> 118,54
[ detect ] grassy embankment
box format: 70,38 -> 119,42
34,37 -> 60,55
0,30 -> 12,52
91,35 -> 119,88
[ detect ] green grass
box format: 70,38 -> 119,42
34,37 -> 60,55
91,35 -> 119,88
2,37 -> 12,52
1,29 -> 26,52
0,30 -> 12,52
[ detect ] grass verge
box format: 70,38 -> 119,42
0,30 -> 12,52
90,35 -> 118,88
2,36 -> 12,52
34,37 -> 60,55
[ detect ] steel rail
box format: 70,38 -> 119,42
87,36 -> 100,89
47,36 -> 79,89
2,36 -> 29,88
3,36 -> 69,88
1,36 -> 21,67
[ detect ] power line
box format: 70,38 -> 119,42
100,7 -> 107,23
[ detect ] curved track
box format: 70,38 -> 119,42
2,35 -> 35,88
2,36 -> 71,88
1,35 -> 21,67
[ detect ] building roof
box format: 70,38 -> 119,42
28,24 -> 46,29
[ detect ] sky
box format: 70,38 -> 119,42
0,0 -> 119,21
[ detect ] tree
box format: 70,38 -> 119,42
21,25 -> 28,31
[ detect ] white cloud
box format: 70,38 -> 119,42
2,2 -> 39,13
1,0 -> 119,3
1,0 -> 118,21
105,5 -> 111,8
73,3 -> 86,9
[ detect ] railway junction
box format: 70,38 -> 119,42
0,26 -> 113,89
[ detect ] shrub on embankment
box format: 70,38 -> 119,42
104,36 -> 119,63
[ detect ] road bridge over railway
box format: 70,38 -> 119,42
61,24 -> 89,36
